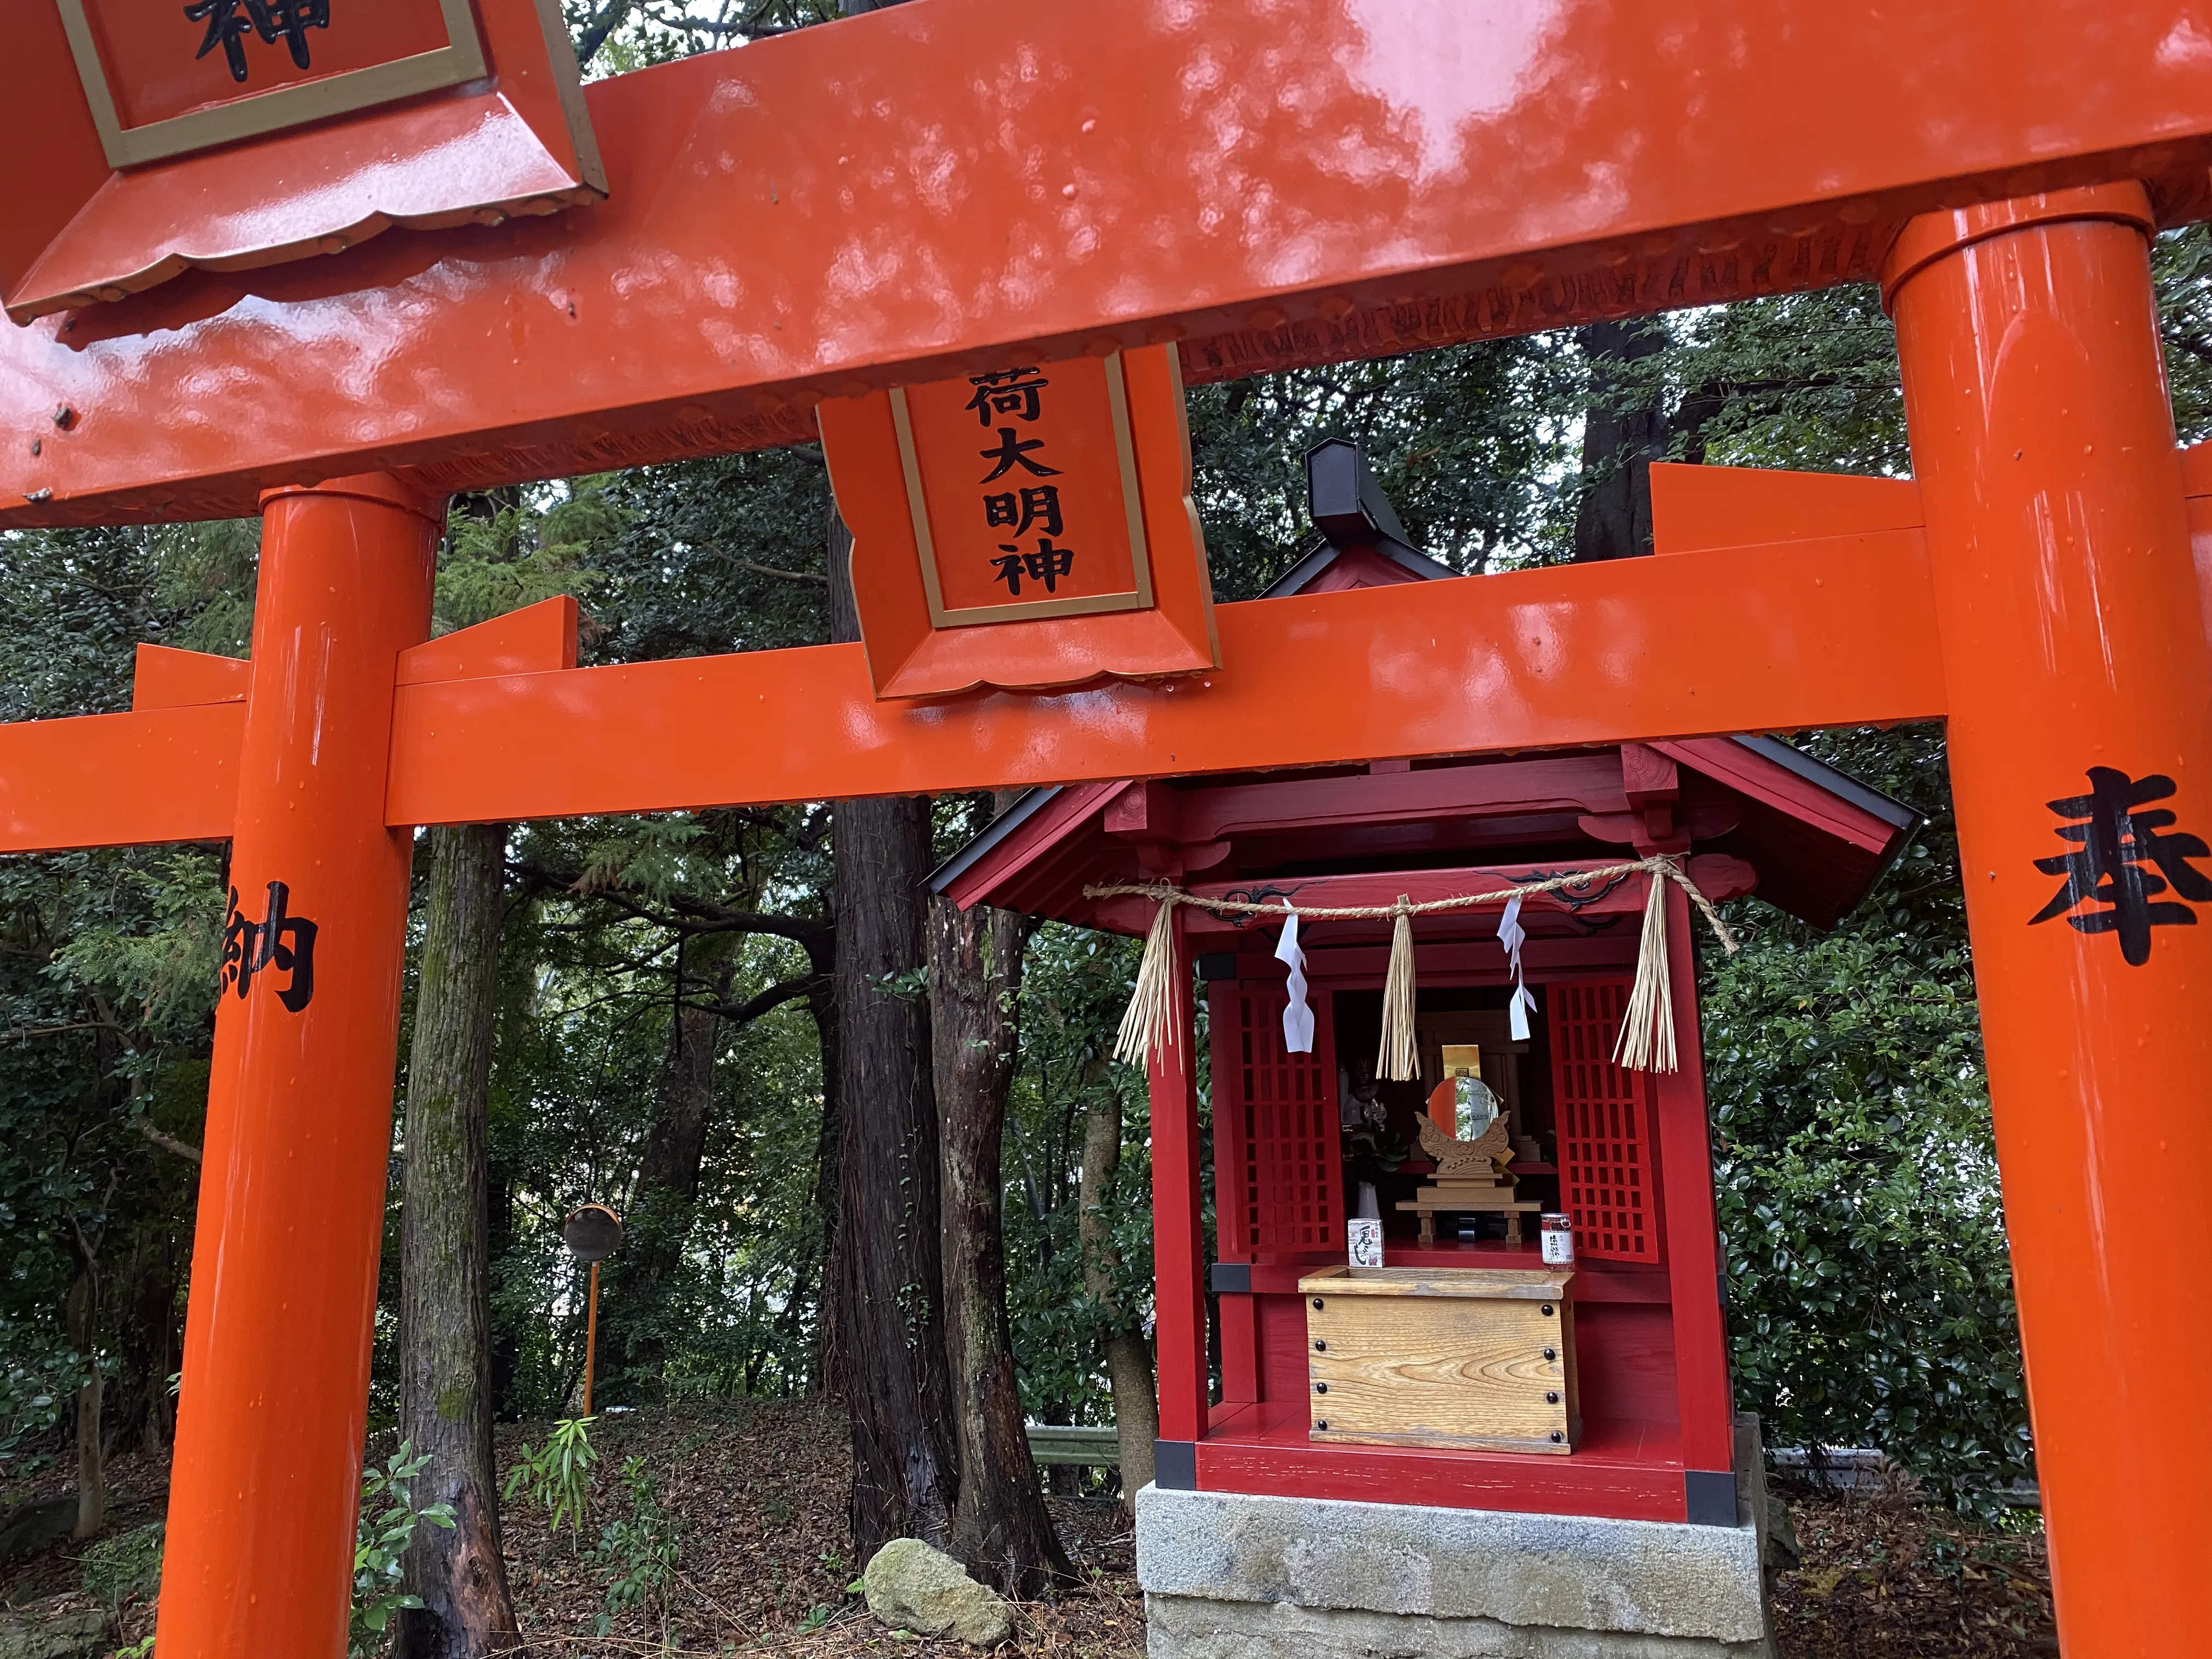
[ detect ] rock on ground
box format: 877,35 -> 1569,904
862,1537 -> 1013,1648
0,1606 -> 108,1659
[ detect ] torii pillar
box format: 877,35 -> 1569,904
1887,184 -> 2212,1636
156,477 -> 442,1659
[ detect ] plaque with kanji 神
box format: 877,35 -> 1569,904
3,0 -> 602,323
820,343 -> 1219,698
59,0 -> 486,167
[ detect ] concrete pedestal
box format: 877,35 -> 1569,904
1136,1423 -> 1780,1659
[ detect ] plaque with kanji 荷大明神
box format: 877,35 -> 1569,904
821,343 -> 1219,699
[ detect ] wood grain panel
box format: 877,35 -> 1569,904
1300,1266 -> 1577,1455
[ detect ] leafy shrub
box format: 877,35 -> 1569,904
351,1442 -> 455,1656
0,1342 -> 82,1480
1703,726 -> 2032,1515
594,1456 -> 680,1637
80,1521 -> 162,1609
504,1416 -> 598,1542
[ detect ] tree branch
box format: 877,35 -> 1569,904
702,974 -> 827,1025
572,0 -> 642,66
731,557 -> 828,586
138,1120 -> 204,1165
516,860 -> 833,950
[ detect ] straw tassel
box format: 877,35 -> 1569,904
1377,898 -> 1420,1081
1612,868 -> 1678,1073
1114,896 -> 1182,1067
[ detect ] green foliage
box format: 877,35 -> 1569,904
0,520 -> 247,1476
1185,337 -> 1581,595
1705,881 -> 2027,1511
2156,222 -> 2212,441
51,851 -> 225,1033
1002,926 -> 1162,1426
593,1456 -> 682,1636
504,1415 -> 600,1541
0,1344 -> 75,1479
351,1442 -> 456,1656
434,479 -> 617,634
79,1521 -> 163,1610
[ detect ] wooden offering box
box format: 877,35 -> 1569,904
1299,1265 -> 1579,1456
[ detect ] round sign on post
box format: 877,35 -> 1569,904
561,1204 -> 622,1416
562,1203 -> 623,1263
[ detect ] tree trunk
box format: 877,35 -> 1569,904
802,968 -> 843,1395
1572,319 -> 1669,563
602,932 -> 738,1401
933,891 -> 1069,1596
1078,1085 -> 1158,1513
66,1253 -> 103,1539
126,1251 -> 180,1457
826,502 -> 958,1564
396,823 -> 519,1659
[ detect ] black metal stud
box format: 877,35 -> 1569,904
1550,1430 -> 1565,1443
1541,1304 -> 1555,1317
1314,1381 -> 1328,1393
1316,1419 -> 1329,1431
1542,1347 -> 1556,1361
1312,1297 -> 1325,1310
1545,1391 -> 1560,1404
1313,1340 -> 1327,1352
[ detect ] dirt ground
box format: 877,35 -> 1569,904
1,1399 -> 2055,1657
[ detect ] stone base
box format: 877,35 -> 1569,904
1135,1419 -> 1780,1659
1142,1594 -> 1769,1659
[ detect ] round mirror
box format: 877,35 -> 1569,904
1453,1074 -> 1501,1142
562,1204 -> 623,1263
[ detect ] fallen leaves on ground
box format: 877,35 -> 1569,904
1769,1479 -> 2056,1659
3,1402 -> 2059,1659
501,1400 -> 1142,1658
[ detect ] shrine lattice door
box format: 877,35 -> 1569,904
1549,979 -> 1664,1264
1210,978 -> 1339,1262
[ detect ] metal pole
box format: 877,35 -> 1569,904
154,475 -> 441,1659
583,1259 -> 601,1418
1886,183 -> 2212,1654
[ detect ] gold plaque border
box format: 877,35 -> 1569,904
889,353 -> 1159,630
57,0 -> 489,168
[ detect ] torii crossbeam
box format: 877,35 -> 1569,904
1,6 -> 2208,1657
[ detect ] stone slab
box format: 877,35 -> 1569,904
1136,1486 -> 1769,1649
1144,1594 -> 1773,1659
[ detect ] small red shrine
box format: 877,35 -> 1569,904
936,444 -> 1917,1528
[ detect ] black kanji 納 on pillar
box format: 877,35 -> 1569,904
219,881 -> 320,1011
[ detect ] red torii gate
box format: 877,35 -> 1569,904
1,4 -> 2208,1657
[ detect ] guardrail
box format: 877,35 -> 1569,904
1025,1425 -> 1120,1467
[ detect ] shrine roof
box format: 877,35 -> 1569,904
930,734 -> 1917,939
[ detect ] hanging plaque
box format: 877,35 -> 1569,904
3,0 -> 603,323
820,343 -> 1219,698
58,0 -> 490,167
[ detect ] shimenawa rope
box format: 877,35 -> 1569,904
1091,856 -> 1736,1076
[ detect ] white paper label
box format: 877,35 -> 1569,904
1347,1217 -> 1385,1268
